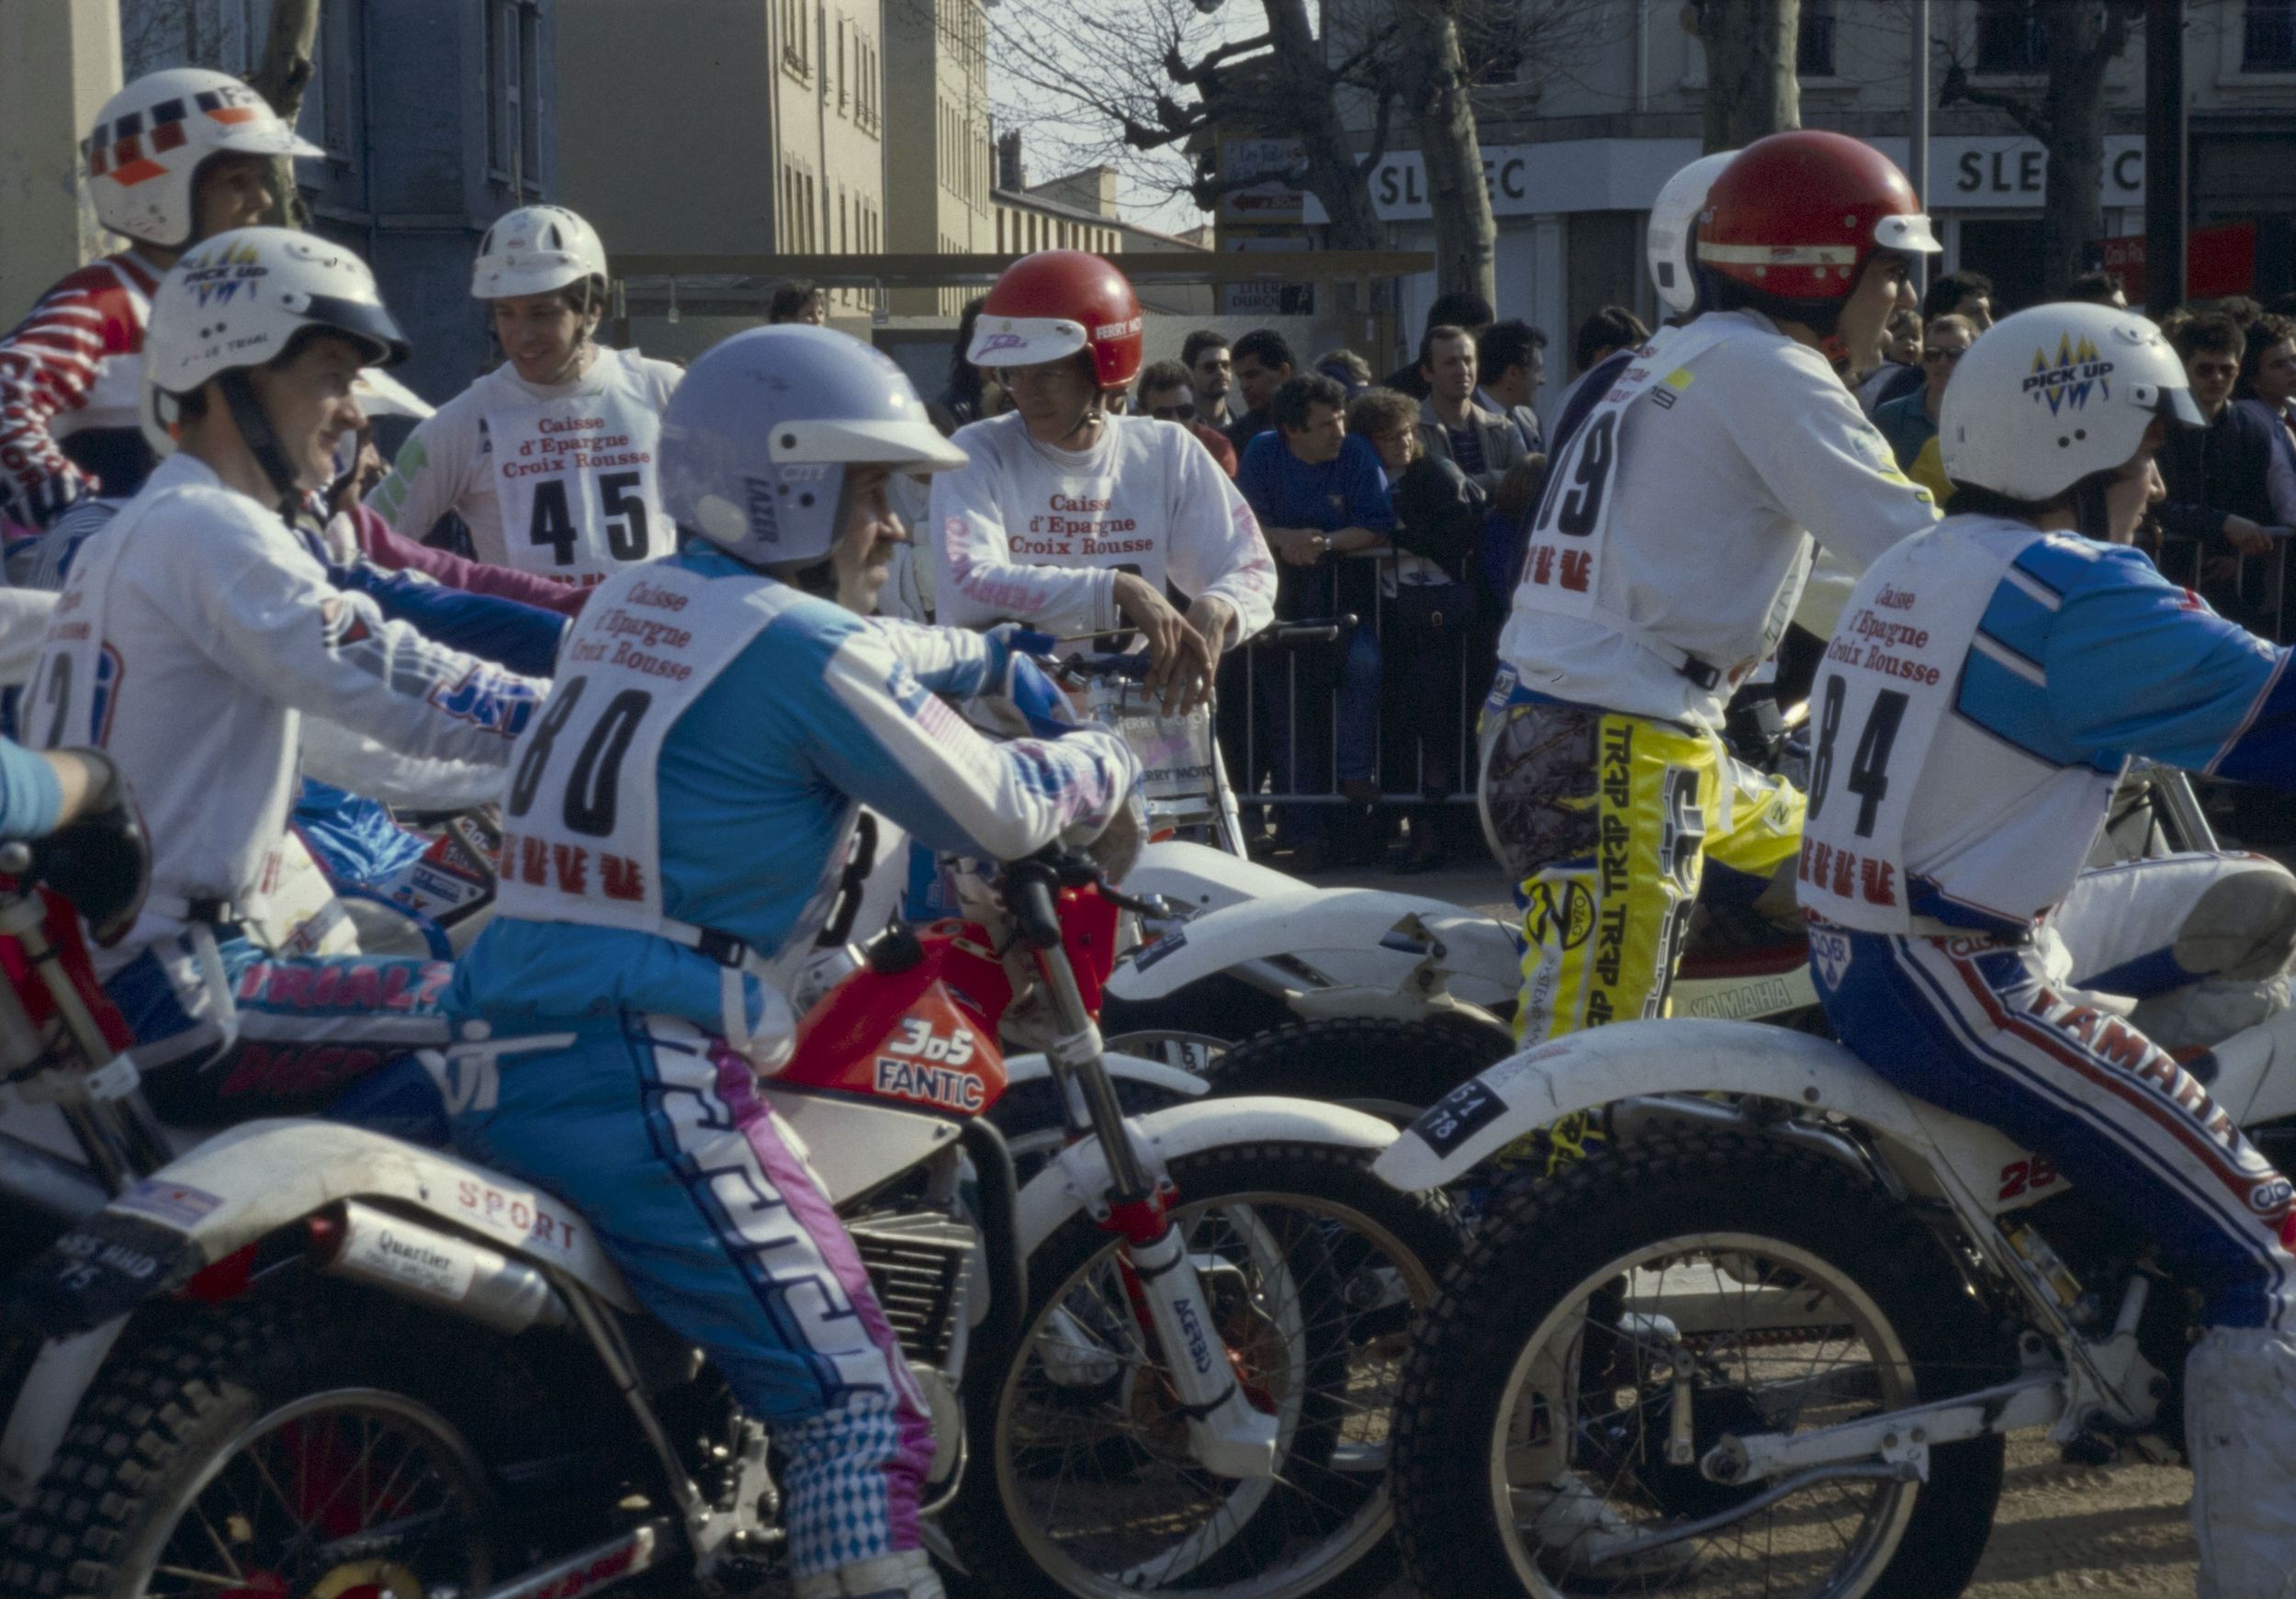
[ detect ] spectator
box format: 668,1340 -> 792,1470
2064,268 -> 2129,309
2158,313 -> 2294,625
1475,320 -> 1548,450
1236,371 -> 1395,869
1314,348 -> 1374,395
1134,358 -> 1239,477
1415,324 -> 1537,519
1872,311 -> 1974,504
1182,328 -> 1234,427
2241,313 -> 2296,463
1382,290 -> 1495,399
1225,328 -> 1295,453
2158,306 -> 2196,346
768,278 -> 828,325
2214,295 -> 2265,332
1924,268 -> 1994,330
1855,308 -> 1923,412
930,295 -> 996,434
1549,305 -> 1651,425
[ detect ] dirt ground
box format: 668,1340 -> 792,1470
1968,1436 -> 2196,1596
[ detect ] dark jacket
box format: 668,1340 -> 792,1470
2159,400 -> 2281,544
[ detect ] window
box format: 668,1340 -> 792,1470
317,0 -> 362,162
1975,0 -> 2047,74
2247,0 -> 2296,70
837,16 -> 848,112
782,0 -> 809,79
1797,0 -> 1837,76
484,1 -> 543,193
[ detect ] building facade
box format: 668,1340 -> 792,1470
120,0 -> 561,413
885,0 -> 994,312
1224,0 -> 2296,409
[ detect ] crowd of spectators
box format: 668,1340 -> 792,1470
911,265 -> 2296,873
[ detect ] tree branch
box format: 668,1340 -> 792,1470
1937,62 -> 2049,141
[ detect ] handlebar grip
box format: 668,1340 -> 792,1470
1012,873 -> 1064,951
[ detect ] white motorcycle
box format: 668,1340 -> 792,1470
0,846 -> 1457,1599
1368,914 -> 2296,1596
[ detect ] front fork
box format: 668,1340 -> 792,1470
1026,899 -> 1281,1481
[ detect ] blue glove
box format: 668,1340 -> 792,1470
1006,654 -> 1077,741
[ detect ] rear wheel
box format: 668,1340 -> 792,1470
1204,1016 -> 1513,1126
4,1298 -> 497,1599
1393,1133 -> 2007,1598
946,1142 -> 1460,1599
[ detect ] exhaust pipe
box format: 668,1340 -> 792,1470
311,1199 -> 568,1334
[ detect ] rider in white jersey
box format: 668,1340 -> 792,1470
929,251 -> 1276,713
24,230 -> 540,1120
365,205 -> 680,586
1806,301 -> 2296,1599
1481,131 -> 1942,1055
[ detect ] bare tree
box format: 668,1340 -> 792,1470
1694,0 -> 1802,152
1387,1 -> 1496,305
246,0 -> 322,228
1941,0 -> 2141,297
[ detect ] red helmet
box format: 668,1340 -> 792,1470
1695,130 -> 1939,302
968,251 -> 1144,389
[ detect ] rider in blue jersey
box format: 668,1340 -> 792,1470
447,325 -> 1139,1599
1805,302 -> 2296,1598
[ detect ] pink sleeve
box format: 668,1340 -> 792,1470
346,505 -> 590,616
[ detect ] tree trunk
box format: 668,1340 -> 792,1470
1260,0 -> 1386,251
245,0 -> 321,229
1696,0 -> 1801,152
2037,2 -> 2118,295
1390,0 -> 1496,307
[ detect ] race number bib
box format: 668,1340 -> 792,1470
484,350 -> 667,586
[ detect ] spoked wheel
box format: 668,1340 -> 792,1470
6,1302 -> 495,1599
1393,1134 -> 2006,1599
944,1143 -> 1459,1599
1105,1029 -> 1229,1077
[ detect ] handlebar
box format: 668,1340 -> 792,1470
1046,615 -> 1359,686
1254,615 -> 1356,647
1000,846 -> 1161,950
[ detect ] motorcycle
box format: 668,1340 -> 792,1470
1367,940 -> 2296,1596
0,841 -> 1456,1599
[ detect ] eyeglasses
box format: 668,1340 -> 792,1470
1921,347 -> 1966,364
1149,402 -> 1199,422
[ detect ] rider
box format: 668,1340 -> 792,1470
0,68 -> 318,579
446,325 -> 1139,1599
1803,300 -> 2296,1598
364,204 -> 681,586
929,250 -> 1276,714
23,228 -> 540,1121
1483,130 -> 1941,1057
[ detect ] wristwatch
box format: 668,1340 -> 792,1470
1312,534 -> 1331,555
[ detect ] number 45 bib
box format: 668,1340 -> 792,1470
485,348 -> 667,585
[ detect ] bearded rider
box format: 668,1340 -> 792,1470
929,251 -> 1276,714
1481,131 -> 1943,1082
1805,300 -> 2296,1599
364,204 -> 681,587
446,324 -> 1139,1599
23,229 -> 541,1122
0,69 -> 319,580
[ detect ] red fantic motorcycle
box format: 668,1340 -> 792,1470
0,839 -> 1455,1599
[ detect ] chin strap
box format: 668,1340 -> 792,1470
2072,474 -> 2114,541
218,368 -> 304,517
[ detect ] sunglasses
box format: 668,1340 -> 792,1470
1149,402 -> 1199,422
1921,347 -> 1966,364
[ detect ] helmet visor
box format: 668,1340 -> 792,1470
292,291 -> 412,369
1874,212 -> 1942,255
776,417 -> 968,473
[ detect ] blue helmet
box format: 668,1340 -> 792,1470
659,325 -> 965,567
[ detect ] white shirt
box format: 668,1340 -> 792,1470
1498,310 -> 1941,731
365,346 -> 681,575
28,454 -> 542,955
928,411 -> 1277,646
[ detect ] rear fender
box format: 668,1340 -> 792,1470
1016,1096 -> 1398,1255
1108,886 -> 1518,1008
1368,1019 -> 2029,1211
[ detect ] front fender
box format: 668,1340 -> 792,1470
1368,1019 -> 2009,1195
1017,1096 -> 1398,1256
1125,839 -> 1304,915
1003,1049 -> 1209,1101
1109,886 -> 1518,1008
8,1119 -> 635,1343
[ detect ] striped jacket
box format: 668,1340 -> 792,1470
0,251 -> 163,546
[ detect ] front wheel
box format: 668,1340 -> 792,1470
1203,1016 -> 1513,1126
1392,1133 -> 2008,1598
943,1141 -> 1460,1599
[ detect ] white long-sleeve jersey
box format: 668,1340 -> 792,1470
928,411 -> 1276,645
1500,310 -> 1941,731
26,455 -> 541,952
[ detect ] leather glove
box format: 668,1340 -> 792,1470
27,752 -> 150,946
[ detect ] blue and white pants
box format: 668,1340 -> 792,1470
1813,922 -> 2296,1329
448,1014 -> 935,1579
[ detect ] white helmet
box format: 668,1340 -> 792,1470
1646,150 -> 1737,317
83,68 -> 321,251
1939,304 -> 2203,503
141,228 -> 409,485
471,205 -> 608,300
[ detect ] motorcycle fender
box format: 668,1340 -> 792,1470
1368,1018 -> 2022,1202
0,1315 -> 126,1505
1125,839 -> 1305,915
1016,1096 -> 1398,1256
6,1118 -> 637,1345
1002,1050 -> 1210,1101
1109,886 -> 1517,1008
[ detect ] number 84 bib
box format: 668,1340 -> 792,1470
484,347 -> 668,586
